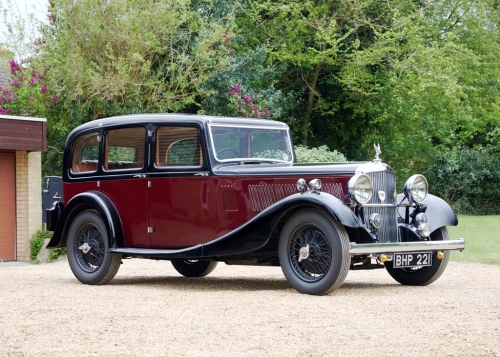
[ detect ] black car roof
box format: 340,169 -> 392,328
65,114 -> 289,148
71,113 -> 287,132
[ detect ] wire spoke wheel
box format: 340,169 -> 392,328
279,209 -> 350,295
67,211 -> 122,285
289,223 -> 332,282
171,259 -> 218,277
384,227 -> 451,286
74,223 -> 106,273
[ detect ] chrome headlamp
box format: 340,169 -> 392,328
348,174 -> 373,204
296,178 -> 308,193
417,223 -> 431,238
309,179 -> 322,192
403,174 -> 428,204
369,213 -> 382,229
415,213 -> 427,225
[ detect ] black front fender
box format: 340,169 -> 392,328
46,191 -> 125,249
397,193 -> 458,233
203,191 -> 365,257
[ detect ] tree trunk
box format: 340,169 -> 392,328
303,62 -> 323,146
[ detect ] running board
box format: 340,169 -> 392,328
349,238 -> 465,255
110,245 -> 203,258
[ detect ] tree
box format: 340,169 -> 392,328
1,0 -> 235,175
243,0 -> 414,146
339,0 -> 500,180
33,0 -> 234,115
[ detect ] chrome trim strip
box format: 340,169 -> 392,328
355,162 -> 395,175
349,238 -> 465,255
360,204 -> 396,208
208,123 -> 289,130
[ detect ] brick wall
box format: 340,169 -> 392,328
15,151 -> 42,261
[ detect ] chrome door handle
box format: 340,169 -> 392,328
133,174 -> 146,178
194,173 -> 209,177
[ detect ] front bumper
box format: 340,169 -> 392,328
349,238 -> 465,256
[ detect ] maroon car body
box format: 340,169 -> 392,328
47,114 -> 465,295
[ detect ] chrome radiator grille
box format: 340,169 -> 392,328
363,171 -> 399,243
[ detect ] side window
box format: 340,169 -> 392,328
72,132 -> 99,173
156,127 -> 203,167
105,127 -> 145,171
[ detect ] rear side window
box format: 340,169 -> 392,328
156,127 -> 203,167
105,127 -> 145,171
72,132 -> 99,173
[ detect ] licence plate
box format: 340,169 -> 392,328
393,252 -> 432,268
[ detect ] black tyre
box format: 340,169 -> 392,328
279,209 -> 351,295
385,227 -> 451,286
67,211 -> 121,285
171,259 -> 218,277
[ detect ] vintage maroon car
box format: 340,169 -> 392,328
46,114 -> 465,295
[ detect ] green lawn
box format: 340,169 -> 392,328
447,215 -> 500,265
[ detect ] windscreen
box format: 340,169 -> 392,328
209,125 -> 293,163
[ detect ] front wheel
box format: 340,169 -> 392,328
67,211 -> 121,285
385,227 -> 451,286
279,209 -> 351,295
171,259 -> 218,277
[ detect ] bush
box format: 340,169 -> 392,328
295,145 -> 347,163
30,229 -> 65,262
425,148 -> 500,215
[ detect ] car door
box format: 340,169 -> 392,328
98,126 -> 150,247
148,124 -> 218,248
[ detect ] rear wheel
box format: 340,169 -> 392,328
385,227 -> 451,286
171,259 -> 218,277
279,209 -> 351,295
67,211 -> 121,285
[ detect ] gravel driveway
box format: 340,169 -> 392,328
0,258 -> 499,357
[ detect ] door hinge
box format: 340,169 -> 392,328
147,227 -> 153,233
148,181 -> 151,188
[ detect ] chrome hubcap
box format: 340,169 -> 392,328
298,244 -> 310,262
79,242 -> 91,254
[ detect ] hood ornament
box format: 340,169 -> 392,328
374,143 -> 382,163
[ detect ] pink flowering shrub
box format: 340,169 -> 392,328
228,84 -> 270,119
0,59 -> 57,116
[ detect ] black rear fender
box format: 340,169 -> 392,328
46,191 -> 124,249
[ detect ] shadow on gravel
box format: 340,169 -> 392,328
339,281 -> 402,293
97,275 -> 401,294
109,275 -> 292,292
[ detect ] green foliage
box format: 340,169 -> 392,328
0,59 -> 57,116
29,230 -> 49,262
426,148 -> 500,215
29,229 -> 66,262
1,0 -> 236,176
295,145 -> 346,163
34,0 -> 234,113
242,0 -> 414,146
201,46 -> 297,121
49,247 -> 67,262
30,230 -> 66,262
338,0 -> 500,178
